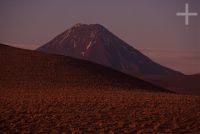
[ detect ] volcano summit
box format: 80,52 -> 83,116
37,23 -> 181,76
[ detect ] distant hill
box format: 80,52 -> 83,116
0,44 -> 168,92
142,74 -> 200,95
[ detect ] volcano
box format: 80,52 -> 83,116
37,23 -> 182,77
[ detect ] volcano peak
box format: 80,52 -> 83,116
71,23 -> 107,32
37,23 -> 182,76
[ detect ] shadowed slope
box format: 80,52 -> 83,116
0,44 -> 168,92
142,74 -> 200,95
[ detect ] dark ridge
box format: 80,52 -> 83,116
0,44 -> 171,93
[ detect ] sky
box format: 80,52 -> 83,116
0,0 -> 199,74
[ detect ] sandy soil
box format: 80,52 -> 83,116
0,88 -> 199,133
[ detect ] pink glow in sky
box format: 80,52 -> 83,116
0,0 -> 199,74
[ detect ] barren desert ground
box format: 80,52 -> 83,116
1,45 -> 200,133
1,88 -> 200,133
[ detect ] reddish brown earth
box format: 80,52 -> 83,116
1,89 -> 200,133
0,44 -> 200,133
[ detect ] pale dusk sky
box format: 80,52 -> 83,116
0,0 -> 199,74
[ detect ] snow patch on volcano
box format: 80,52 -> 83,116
86,41 -> 92,50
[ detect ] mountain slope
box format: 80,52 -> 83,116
0,44 -> 168,92
37,23 -> 182,77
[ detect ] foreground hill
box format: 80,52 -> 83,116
0,44 -> 166,92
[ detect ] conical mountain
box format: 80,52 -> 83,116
37,23 -> 182,76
